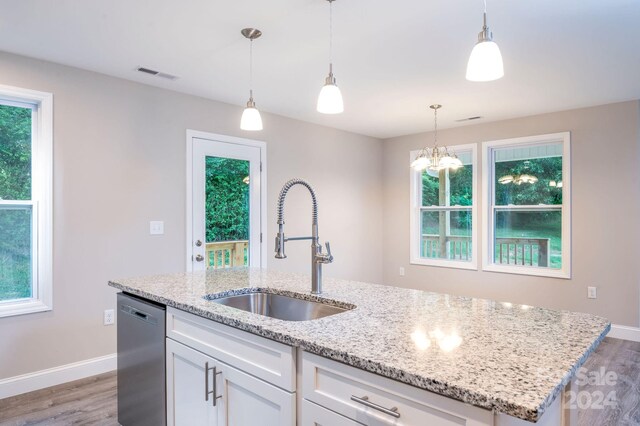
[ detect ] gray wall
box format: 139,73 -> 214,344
0,52 -> 384,379
382,101 -> 640,327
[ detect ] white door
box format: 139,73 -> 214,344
187,132 -> 266,271
166,339 -> 220,426
217,360 -> 296,426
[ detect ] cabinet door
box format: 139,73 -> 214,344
166,338 -> 219,426
217,360 -> 295,426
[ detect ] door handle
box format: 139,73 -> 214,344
195,254 -> 204,262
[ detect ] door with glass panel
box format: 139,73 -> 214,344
190,135 -> 264,271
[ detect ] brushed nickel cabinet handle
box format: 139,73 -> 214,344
351,395 -> 401,419
205,363 -> 223,407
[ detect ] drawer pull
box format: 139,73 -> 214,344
351,395 -> 401,419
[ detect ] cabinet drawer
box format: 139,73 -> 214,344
167,307 -> 295,391
301,399 -> 364,426
302,352 -> 493,426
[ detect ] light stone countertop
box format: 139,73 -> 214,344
108,268 -> 610,422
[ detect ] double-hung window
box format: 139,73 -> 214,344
0,85 -> 53,317
410,144 -> 478,269
482,133 -> 570,278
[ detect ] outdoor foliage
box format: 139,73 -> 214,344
494,157 -> 563,206
205,157 -> 250,242
422,166 -> 473,232
0,104 -> 33,300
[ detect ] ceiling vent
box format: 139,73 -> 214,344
136,67 -> 178,81
455,116 -> 483,122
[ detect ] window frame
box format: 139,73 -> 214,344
409,143 -> 478,270
0,84 -> 53,317
481,132 -> 571,279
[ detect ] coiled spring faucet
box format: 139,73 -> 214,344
274,178 -> 333,294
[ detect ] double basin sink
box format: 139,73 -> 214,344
209,291 -> 353,321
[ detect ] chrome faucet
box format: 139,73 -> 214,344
274,178 -> 333,294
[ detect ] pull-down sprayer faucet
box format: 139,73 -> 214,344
274,179 -> 333,294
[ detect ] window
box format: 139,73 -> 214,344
0,85 -> 52,317
410,144 -> 478,269
482,133 -> 570,278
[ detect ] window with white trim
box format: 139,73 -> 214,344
410,144 -> 478,269
482,133 -> 571,278
0,85 -> 53,317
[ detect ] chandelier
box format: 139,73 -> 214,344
411,105 -> 463,172
498,161 -> 538,185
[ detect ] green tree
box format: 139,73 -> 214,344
205,157 -> 250,242
0,104 -> 33,300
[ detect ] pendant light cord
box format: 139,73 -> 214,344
434,107 -> 438,147
329,0 -> 334,69
249,39 -> 254,99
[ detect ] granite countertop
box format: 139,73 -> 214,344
108,268 -> 610,422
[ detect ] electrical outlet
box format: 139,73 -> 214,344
149,221 -> 164,235
104,309 -> 115,325
399,267 -> 405,276
587,287 -> 597,299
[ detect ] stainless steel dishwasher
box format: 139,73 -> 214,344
117,292 -> 166,426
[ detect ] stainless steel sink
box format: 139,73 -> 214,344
209,292 -> 353,321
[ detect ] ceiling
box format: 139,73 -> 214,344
1,0 -> 639,139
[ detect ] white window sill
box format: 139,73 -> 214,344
0,298 -> 52,318
482,264 -> 571,279
410,257 -> 478,271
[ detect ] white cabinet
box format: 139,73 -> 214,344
302,351 -> 493,426
301,399 -> 364,426
218,359 -> 295,426
166,338 -> 219,426
166,308 -> 296,426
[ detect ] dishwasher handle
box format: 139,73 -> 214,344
120,303 -> 158,325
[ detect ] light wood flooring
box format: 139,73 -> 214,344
0,372 -> 117,426
0,337 -> 638,425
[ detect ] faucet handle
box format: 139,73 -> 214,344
320,241 -> 333,263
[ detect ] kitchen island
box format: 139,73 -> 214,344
109,268 -> 610,425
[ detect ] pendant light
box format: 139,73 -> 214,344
411,105 -> 463,172
317,0 -> 344,114
240,28 -> 263,131
466,0 -> 504,82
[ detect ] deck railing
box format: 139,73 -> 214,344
421,235 -> 550,267
205,240 -> 249,269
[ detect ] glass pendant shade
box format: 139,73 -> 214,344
317,74 -> 344,114
240,100 -> 263,131
466,40 -> 504,82
411,154 -> 431,171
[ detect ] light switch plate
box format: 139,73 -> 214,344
587,286 -> 597,299
150,221 -> 164,235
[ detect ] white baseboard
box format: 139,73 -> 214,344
0,353 -> 117,400
609,324 -> 640,342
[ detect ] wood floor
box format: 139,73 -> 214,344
0,372 -> 117,426
0,337 -> 638,425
